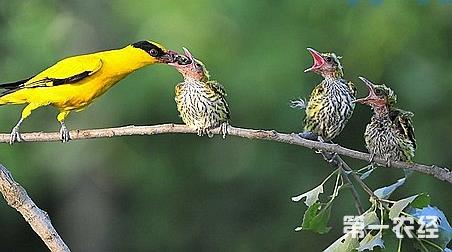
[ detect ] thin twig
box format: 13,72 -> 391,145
335,155 -> 379,200
323,153 -> 393,212
341,171 -> 365,214
0,123 -> 450,183
318,151 -> 365,214
0,164 -> 70,252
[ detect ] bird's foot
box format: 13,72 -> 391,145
9,126 -> 22,145
59,123 -> 71,143
220,123 -> 228,139
324,152 -> 337,163
298,131 -> 319,141
290,98 -> 306,110
369,153 -> 376,163
197,128 -> 204,137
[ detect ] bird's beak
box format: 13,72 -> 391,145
158,50 -> 180,64
166,48 -> 193,67
354,76 -> 377,104
182,47 -> 196,68
304,48 -> 325,73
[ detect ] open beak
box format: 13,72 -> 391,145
159,50 -> 180,64
182,47 -> 196,67
354,76 -> 377,104
167,47 -> 194,67
304,48 -> 325,73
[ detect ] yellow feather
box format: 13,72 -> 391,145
0,44 -> 162,118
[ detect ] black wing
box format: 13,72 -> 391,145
0,76 -> 34,89
390,108 -> 416,150
0,71 -> 92,97
0,56 -> 102,96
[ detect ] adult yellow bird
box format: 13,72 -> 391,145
0,40 -> 179,144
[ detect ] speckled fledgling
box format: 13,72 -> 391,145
170,48 -> 230,138
292,48 -> 356,141
355,77 -> 416,164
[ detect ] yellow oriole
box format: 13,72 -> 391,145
0,40 -> 178,143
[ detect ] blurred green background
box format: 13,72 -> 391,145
0,0 -> 450,251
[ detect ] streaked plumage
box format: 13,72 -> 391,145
296,48 -> 355,141
356,77 -> 416,163
0,40 -> 178,143
171,48 -> 230,137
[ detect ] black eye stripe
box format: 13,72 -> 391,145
149,49 -> 159,57
132,41 -> 164,57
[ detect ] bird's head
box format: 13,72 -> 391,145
354,76 -> 397,109
131,40 -> 179,64
169,47 -> 210,82
304,48 -> 343,78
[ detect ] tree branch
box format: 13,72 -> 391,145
317,151 -> 365,214
0,164 -> 70,252
1,124 -> 450,183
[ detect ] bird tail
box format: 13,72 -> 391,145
290,98 -> 307,110
0,77 -> 32,102
0,95 -> 9,105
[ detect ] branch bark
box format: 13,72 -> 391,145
0,164 -> 70,252
1,123 -> 450,183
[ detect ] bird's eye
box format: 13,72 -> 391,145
375,89 -> 383,96
149,49 -> 159,57
195,62 -> 202,70
325,57 -> 333,62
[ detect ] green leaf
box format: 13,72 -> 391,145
292,184 -> 324,207
409,205 -> 452,250
295,202 -> 319,232
323,233 -> 359,252
362,211 -> 379,227
297,201 -> 332,234
373,178 -> 406,200
358,231 -> 385,251
410,193 -> 430,208
389,195 -> 419,219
